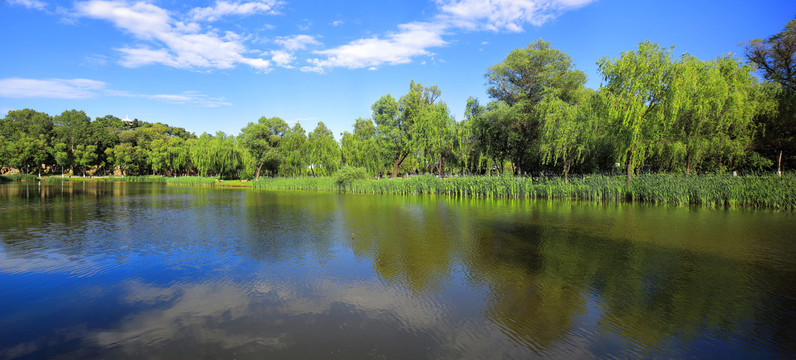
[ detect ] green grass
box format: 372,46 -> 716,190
39,175 -> 166,183
0,174 -> 39,182
252,173 -> 796,210
164,176 -> 253,187
164,176 -> 217,186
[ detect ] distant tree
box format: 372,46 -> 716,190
0,109 -> 53,174
371,94 -> 404,177
240,116 -> 287,179
413,102 -> 453,177
280,123 -> 307,177
745,17 -> 796,173
307,122 -> 340,176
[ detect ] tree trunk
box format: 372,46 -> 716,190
778,150 -> 783,176
685,149 -> 691,175
626,146 -> 635,188
255,162 -> 264,181
391,153 -> 406,178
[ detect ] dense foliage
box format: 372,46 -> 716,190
251,173 -> 796,210
1,20 -> 794,184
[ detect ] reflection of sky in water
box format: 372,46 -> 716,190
0,183 -> 793,359
0,246 -> 536,359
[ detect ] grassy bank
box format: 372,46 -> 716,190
0,174 -> 39,182
39,175 -> 167,183
164,177 -> 251,187
252,173 -> 796,210
7,173 -> 794,209
36,175 -> 250,187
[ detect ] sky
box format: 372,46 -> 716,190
0,0 -> 793,139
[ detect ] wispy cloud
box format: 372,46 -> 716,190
304,22 -> 446,72
306,0 -> 595,72
0,77 -> 231,107
6,0 -> 47,11
138,91 -> 232,107
15,0 -> 595,74
0,78 -> 107,99
74,0 -> 272,71
437,0 -> 594,31
188,0 -> 282,22
269,34 -> 321,68
275,34 -> 320,51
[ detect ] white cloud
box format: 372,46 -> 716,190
275,34 -> 320,51
0,78 -> 107,99
140,91 -> 232,107
270,50 -> 294,68
268,35 -> 321,68
189,0 -> 282,22
0,77 -> 231,107
437,0 -> 596,31
74,0 -> 271,71
306,0 -> 594,71
6,0 -> 47,10
330,20 -> 343,27
305,22 -> 446,72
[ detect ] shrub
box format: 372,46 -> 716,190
334,166 -> 369,190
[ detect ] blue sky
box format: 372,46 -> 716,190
0,0 -> 793,139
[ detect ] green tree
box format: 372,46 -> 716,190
372,94 -> 404,177
485,39 -> 587,174
0,109 -> 53,174
537,87 -> 594,180
280,123 -> 307,177
413,102 -> 453,177
342,118 -> 388,176
372,81 -> 443,178
240,116 -> 287,179
307,122 -> 340,176
212,132 -> 244,179
74,144 -> 99,176
745,17 -> 796,173
664,55 -> 763,173
598,41 -> 674,186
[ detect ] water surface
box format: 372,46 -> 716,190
0,182 -> 793,359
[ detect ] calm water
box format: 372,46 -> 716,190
0,182 -> 793,359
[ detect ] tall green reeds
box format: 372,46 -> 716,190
39,175 -> 166,183
164,176 -> 217,186
251,173 -> 796,210
0,174 -> 39,182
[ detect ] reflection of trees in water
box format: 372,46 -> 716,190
241,191 -> 342,263
1,186 -> 792,356
339,195 -> 789,355
341,195 -> 458,295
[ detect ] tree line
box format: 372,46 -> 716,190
1,19 -> 793,185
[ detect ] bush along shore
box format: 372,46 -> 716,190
252,173 -> 796,210
11,175 -> 245,187
4,172 -> 794,210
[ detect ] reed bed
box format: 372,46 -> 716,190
39,175 -> 166,183
164,176 -> 217,186
252,173 -> 796,210
252,177 -> 337,191
0,174 -> 39,182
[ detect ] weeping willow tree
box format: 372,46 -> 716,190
537,87 -> 596,181
598,42 -> 674,187
664,55 -> 764,173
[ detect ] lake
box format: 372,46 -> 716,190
0,181 -> 793,359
